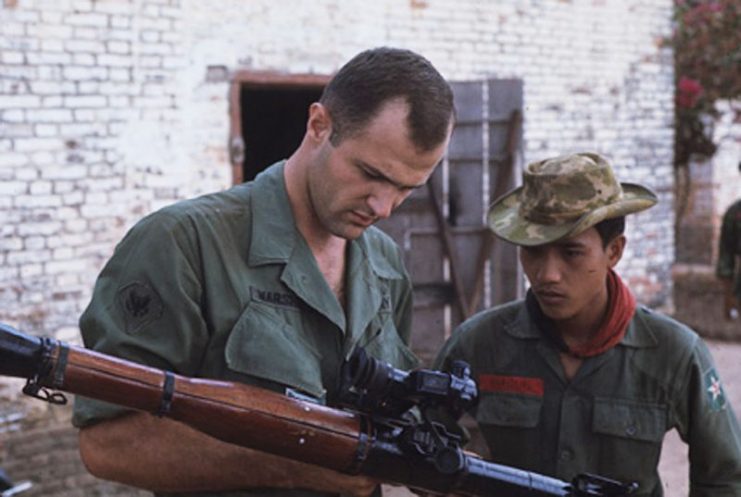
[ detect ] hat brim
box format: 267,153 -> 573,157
487,182 -> 658,246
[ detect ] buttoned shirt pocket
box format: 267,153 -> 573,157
476,392 -> 542,427
592,397 -> 666,442
362,311 -> 418,370
591,397 -> 666,482
224,299 -> 325,399
474,392 -> 543,469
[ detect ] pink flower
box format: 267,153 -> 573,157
683,2 -> 724,24
707,2 -> 723,12
677,76 -> 703,108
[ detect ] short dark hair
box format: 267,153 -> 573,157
319,47 -> 455,151
594,216 -> 626,247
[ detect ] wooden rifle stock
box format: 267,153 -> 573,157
0,323 -> 637,497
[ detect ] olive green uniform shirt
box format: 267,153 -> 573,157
73,162 -> 418,497
717,199 -> 741,299
435,301 -> 741,497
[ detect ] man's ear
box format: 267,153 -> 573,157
306,102 -> 332,143
607,234 -> 626,268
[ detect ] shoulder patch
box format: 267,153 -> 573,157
117,281 -> 164,334
704,368 -> 727,411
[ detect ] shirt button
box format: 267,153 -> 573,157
625,425 -> 637,437
559,449 -> 573,461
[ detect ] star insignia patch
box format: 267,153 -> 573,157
704,368 -> 727,411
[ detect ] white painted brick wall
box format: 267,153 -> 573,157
1,0 -> 188,344
1,0 -> 677,341
712,102 -> 741,218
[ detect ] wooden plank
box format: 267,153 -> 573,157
450,81 -> 483,121
405,231 -> 445,285
449,159 -> 484,228
426,175 -> 469,319
409,307 -> 448,367
488,79 -> 523,120
447,122 -> 483,160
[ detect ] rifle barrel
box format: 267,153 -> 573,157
0,323 -> 46,379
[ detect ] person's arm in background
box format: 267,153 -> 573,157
720,278 -> 738,320
716,203 -> 740,320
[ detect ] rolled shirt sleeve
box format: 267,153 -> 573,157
73,211 -> 209,427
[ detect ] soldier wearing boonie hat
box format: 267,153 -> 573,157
434,153 -> 741,496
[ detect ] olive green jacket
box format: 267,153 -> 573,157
717,199 -> 741,298
435,301 -> 741,497
73,162 -> 418,497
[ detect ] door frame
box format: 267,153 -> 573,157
228,70 -> 331,184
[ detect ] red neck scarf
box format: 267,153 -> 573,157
527,269 -> 636,358
569,269 -> 636,358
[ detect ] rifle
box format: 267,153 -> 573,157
0,322 -> 637,497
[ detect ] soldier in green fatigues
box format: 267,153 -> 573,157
73,47 -> 455,497
716,162 -> 741,321
435,153 -> 741,496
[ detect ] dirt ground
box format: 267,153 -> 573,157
383,338 -> 741,497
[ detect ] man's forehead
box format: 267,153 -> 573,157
358,159 -> 429,189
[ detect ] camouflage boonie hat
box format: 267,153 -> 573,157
488,152 -> 658,246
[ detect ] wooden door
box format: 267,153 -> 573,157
376,79 -> 524,365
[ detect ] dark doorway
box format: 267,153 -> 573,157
239,86 -> 325,183
229,72 -> 330,184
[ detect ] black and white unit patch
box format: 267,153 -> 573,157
117,281 -> 164,334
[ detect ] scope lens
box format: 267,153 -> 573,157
347,348 -> 400,397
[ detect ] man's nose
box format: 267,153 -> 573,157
366,186 -> 399,220
536,253 -> 562,284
